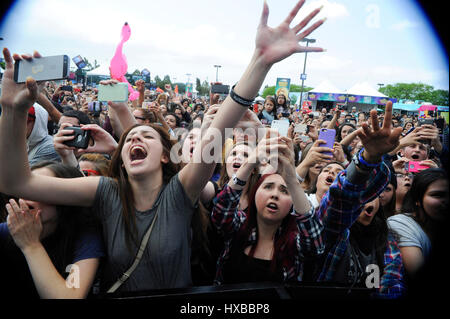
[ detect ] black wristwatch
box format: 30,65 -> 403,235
353,148 -> 380,171
232,173 -> 247,186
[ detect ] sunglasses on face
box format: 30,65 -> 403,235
395,173 -> 414,179
82,169 -> 100,176
134,116 -> 146,121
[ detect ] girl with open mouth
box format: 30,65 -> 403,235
0,0 -> 327,294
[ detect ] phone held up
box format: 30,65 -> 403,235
318,128 -> 336,156
271,120 -> 290,137
405,161 -> 429,173
98,83 -> 129,102
63,127 -> 91,149
14,55 -> 70,83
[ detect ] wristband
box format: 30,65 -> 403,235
232,173 -> 247,186
353,148 -> 380,171
296,171 -> 305,183
229,84 -> 255,108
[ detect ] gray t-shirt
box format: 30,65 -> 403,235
93,174 -> 196,293
387,214 -> 431,258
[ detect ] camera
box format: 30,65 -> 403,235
63,126 -> 91,149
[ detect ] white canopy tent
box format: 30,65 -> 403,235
309,79 -> 344,94
345,81 -> 387,97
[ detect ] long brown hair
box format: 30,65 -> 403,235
108,123 -> 180,247
234,173 -> 298,275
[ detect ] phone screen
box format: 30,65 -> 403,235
14,55 -> 69,83
271,120 -> 290,137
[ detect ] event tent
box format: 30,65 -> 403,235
307,80 -> 396,111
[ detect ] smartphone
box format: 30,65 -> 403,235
63,127 -> 91,149
210,84 -> 230,94
61,85 -> 73,92
405,161 -> 429,173
72,55 -> 87,69
434,118 -> 444,134
142,102 -> 151,110
14,55 -> 69,83
294,124 -> 308,134
88,101 -> 101,112
271,120 -> 290,137
418,118 -> 434,126
98,83 -> 129,102
299,135 -> 310,143
318,128 -> 336,156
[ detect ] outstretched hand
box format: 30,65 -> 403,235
0,48 -> 43,111
255,0 -> 326,67
357,101 -> 403,162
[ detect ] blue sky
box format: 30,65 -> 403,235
0,0 -> 448,93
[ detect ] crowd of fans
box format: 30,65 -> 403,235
0,0 -> 448,300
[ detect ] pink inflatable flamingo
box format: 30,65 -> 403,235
109,22 -> 140,101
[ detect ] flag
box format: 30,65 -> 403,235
174,85 -> 179,95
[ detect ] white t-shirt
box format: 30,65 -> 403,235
387,213 -> 432,258
307,193 -> 320,210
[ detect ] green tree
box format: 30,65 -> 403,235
262,86 -> 276,98
195,78 -> 202,93
262,85 -> 312,98
430,89 -> 449,106
200,80 -> 210,96
290,85 -> 313,93
154,75 -> 162,89
174,82 -> 186,94
379,82 -> 448,105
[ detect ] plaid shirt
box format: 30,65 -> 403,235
315,160 -> 405,298
211,184 -> 324,285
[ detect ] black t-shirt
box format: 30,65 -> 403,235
223,250 -> 282,284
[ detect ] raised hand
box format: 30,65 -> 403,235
201,105 -> 220,135
0,48 -> 42,111
300,139 -> 333,168
357,101 -> 403,162
255,0 -> 325,67
77,124 -> 118,155
135,79 -> 145,93
236,109 -> 265,132
6,199 -> 42,252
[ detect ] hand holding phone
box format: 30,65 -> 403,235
318,128 -> 336,156
294,124 -> 308,134
63,126 -> 91,149
98,83 -> 128,102
271,120 -> 290,137
14,55 -> 70,83
418,118 -> 434,126
405,161 -> 429,173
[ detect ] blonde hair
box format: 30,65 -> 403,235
78,153 -> 111,176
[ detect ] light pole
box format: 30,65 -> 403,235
298,38 -> 316,110
213,65 -> 222,82
377,83 -> 384,90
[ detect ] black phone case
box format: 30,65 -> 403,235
63,127 -> 91,149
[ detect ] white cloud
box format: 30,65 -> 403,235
390,19 -> 419,31
295,0 -> 350,21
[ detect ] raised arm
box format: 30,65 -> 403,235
0,49 -> 99,207
179,0 -> 326,203
37,92 -> 62,123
